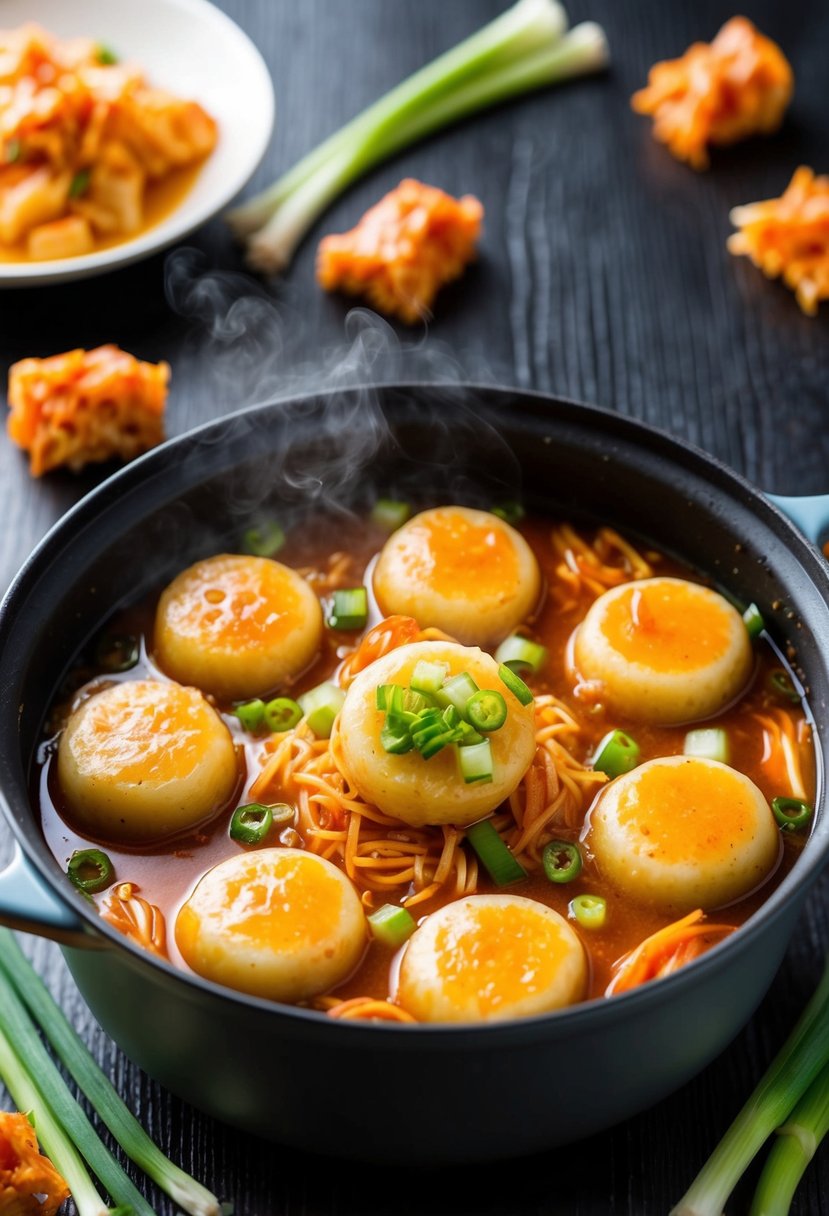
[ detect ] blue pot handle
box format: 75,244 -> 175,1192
767,493 -> 829,548
0,844 -> 97,948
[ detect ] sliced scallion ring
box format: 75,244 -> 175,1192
684,728 -> 730,765
230,804 -> 274,844
457,739 -> 493,785
435,672 -> 480,717
771,797 -> 813,832
768,669 -> 801,705
742,602 -> 765,638
370,499 -> 410,531
465,689 -> 507,733
495,635 -> 547,674
263,696 -> 303,732
542,840 -> 583,884
465,820 -> 526,885
498,663 -> 533,706
233,698 -> 266,731
242,521 -> 285,557
299,681 -> 345,738
67,849 -> 114,895
490,501 -> 525,525
328,587 -> 368,631
367,903 -> 417,947
410,659 -> 449,695
592,729 -> 640,778
570,894 -> 607,929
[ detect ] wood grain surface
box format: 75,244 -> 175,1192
1,2 -> 828,1213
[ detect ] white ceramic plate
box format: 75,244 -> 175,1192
0,0 -> 275,286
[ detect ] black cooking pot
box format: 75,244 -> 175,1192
1,385 -> 828,1163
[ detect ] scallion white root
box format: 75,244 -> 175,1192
227,0 -> 608,273
671,958 -> 829,1216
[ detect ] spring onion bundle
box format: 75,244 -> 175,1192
0,927 -> 221,1216
672,957 -> 829,1216
227,0 -> 609,272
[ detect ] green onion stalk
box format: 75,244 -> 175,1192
749,1059 -> 829,1215
226,0 -> 608,272
671,957 -> 829,1216
0,928 -> 221,1216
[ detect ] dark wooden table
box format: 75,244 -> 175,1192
2,2 -> 829,1212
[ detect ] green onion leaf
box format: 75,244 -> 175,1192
498,663 -> 533,705
0,928 -> 221,1216
230,803 -> 274,844
263,696 -> 303,732
328,586 -> 368,630
771,797 -> 813,832
96,44 -> 119,64
542,840 -> 582,884
69,169 -> 91,199
490,501 -> 525,525
370,499 -> 411,531
570,893 -> 606,929
742,602 -> 765,638
592,729 -> 640,778
683,728 -> 730,765
768,669 -> 801,704
465,819 -> 526,885
495,634 -> 547,674
242,521 -> 285,557
94,632 -> 139,672
67,850 -> 114,895
367,903 -> 417,948
381,725 -> 415,754
233,698 -> 266,731
465,689 -> 507,732
410,659 -> 449,694
299,681 -> 345,738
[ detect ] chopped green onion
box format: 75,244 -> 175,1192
67,850 -> 114,895
435,671 -> 480,716
490,501 -> 525,525
233,698 -> 266,731
263,696 -> 303,732
268,803 -> 295,828
370,499 -> 411,531
411,659 -> 449,694
419,730 -> 458,760
228,1 -> 608,272
570,894 -> 606,929
0,928 -> 221,1216
367,903 -> 417,948
542,840 -> 582,884
381,724 -> 414,754
495,634 -> 547,674
328,587 -> 368,630
458,739 -> 494,785
94,632 -> 139,672
771,797 -> 813,832
96,44 -> 119,64
671,957 -> 829,1216
242,521 -> 285,557
592,729 -> 640,778
230,803 -> 274,844
769,669 -> 801,704
465,820 -> 527,885
498,663 -> 534,705
684,728 -> 730,765
466,689 -> 507,732
5,138 -> 21,164
743,602 -> 765,638
299,681 -> 345,738
69,169 -> 90,198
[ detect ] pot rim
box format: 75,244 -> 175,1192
2,381 -> 827,1041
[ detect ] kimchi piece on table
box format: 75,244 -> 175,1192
316,178 -> 484,323
7,344 -> 169,476
631,17 -> 793,170
0,23 -> 217,260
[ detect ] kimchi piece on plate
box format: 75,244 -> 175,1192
631,16 -> 793,170
728,166 -> 829,315
0,1111 -> 70,1216
7,344 -> 169,476
0,23 -> 217,260
316,178 -> 483,323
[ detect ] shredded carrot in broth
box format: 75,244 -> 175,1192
549,524 -> 655,607
754,707 -> 809,801
606,910 -> 736,996
321,996 -> 417,1023
631,17 -> 793,170
101,882 -> 168,958
728,167 -> 829,316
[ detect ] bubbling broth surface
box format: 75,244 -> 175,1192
38,510 -> 815,1021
